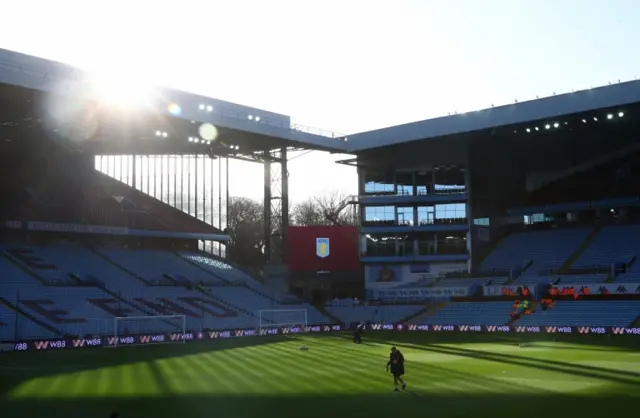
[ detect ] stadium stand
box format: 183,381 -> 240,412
480,228 -> 591,276
412,302 -> 514,326
572,225 -> 640,282
515,301 -> 640,327
0,243 -> 330,339
326,305 -> 423,324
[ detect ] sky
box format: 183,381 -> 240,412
2,0 -> 640,203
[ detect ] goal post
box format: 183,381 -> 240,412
111,315 -> 186,347
258,309 -> 308,331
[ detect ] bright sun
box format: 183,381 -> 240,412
90,73 -> 155,108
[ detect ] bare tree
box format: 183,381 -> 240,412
227,197 -> 265,267
291,191 -> 357,226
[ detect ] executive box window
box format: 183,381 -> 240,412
417,206 -> 435,225
436,231 -> 468,255
363,171 -> 395,195
396,172 -> 414,196
434,203 -> 467,224
364,233 -> 414,257
396,207 -> 414,225
363,206 -> 396,226
416,171 -> 432,196
434,167 -> 466,194
416,232 -> 436,255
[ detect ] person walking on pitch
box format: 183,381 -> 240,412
386,346 -> 406,391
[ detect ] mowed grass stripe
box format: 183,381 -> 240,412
197,349 -> 270,394
234,345 -> 317,393
244,344 -> 337,393
164,355 -> 215,394
218,346 -> 296,394
275,340 -> 394,391
195,351 -> 245,394
296,336 -> 448,390
251,341 -> 373,391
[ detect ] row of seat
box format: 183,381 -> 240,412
0,244 -> 327,341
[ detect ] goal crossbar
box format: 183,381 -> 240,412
258,309 -> 308,329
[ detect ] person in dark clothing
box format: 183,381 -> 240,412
353,323 -> 364,344
386,346 -> 406,391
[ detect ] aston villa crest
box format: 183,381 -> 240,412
316,237 -> 330,258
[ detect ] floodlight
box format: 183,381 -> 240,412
582,119 -> 587,123
248,115 -> 253,120
545,124 -> 550,129
535,127 -> 539,131
255,116 -> 261,122
206,141 -> 211,145
199,104 -> 205,110
607,114 -> 613,120
553,122 -> 559,128
206,105 -> 213,112
618,112 -> 624,117
194,139 -> 200,143
188,137 -> 194,142
526,128 -> 531,133
162,132 -> 168,138
593,117 -> 598,121
155,130 -> 162,136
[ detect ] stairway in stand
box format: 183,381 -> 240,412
0,296 -> 63,337
315,305 -> 342,325
406,301 -> 448,323
559,226 -> 602,272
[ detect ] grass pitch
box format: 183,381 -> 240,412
0,332 -> 638,418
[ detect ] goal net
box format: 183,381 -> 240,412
111,315 -> 186,347
258,309 -> 308,331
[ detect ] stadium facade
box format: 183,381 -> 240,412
2,48 -> 640,348
340,79 -> 640,301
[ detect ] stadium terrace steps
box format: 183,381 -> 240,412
174,252 -> 231,283
90,247 -> 151,285
191,285 -> 258,319
415,302 -> 515,326
559,226 -> 602,272
1,252 -> 49,285
514,301 -> 640,327
0,296 -> 63,338
326,306 -> 424,324
405,301 -> 448,323
481,228 -> 591,276
572,224 -> 640,282
314,305 -> 342,324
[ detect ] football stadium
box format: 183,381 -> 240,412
1,48 -> 640,418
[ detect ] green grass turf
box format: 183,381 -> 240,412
0,332 -> 639,418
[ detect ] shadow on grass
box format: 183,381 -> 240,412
0,335 -> 299,397
1,392 -> 637,418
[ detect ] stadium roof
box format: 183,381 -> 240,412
0,48 -> 348,155
344,79 -> 640,152
2,48 -> 639,156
